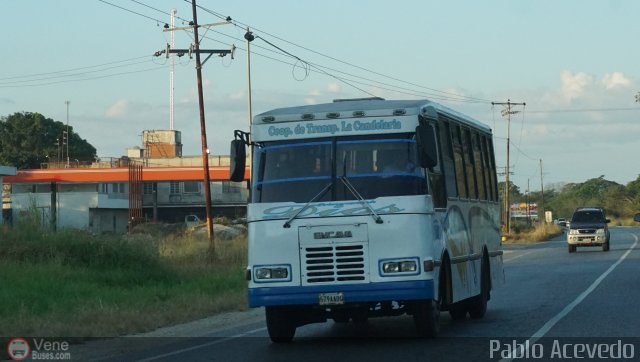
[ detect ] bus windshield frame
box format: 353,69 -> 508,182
252,133 -> 427,203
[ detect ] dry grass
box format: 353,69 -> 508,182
504,223 -> 563,244
0,220 -> 249,338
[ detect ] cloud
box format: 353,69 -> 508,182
523,124 -> 551,138
601,72 -> 631,90
105,99 -> 153,118
327,82 -> 341,93
228,90 -> 245,101
560,70 -> 593,101
0,98 -> 15,105
106,99 -> 129,118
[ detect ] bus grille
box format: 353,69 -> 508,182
301,243 -> 368,285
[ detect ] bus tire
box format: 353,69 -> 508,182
449,305 -> 467,320
602,241 -> 610,252
266,307 -> 296,343
413,299 -> 440,337
469,258 -> 489,319
568,244 -> 576,253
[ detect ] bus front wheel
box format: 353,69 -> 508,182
266,307 -> 296,343
413,299 -> 440,337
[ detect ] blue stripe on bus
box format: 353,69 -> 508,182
349,172 -> 425,178
255,173 -> 425,186
337,139 -> 415,145
258,141 -> 332,151
255,175 -> 332,186
247,280 -> 434,307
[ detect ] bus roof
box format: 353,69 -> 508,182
254,98 -> 492,134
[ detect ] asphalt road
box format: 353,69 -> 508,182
75,227 -> 640,362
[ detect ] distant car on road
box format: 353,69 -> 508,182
556,218 -> 567,227
567,207 -> 610,253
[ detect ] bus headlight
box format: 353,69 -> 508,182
380,258 -> 419,276
383,262 -> 400,273
569,229 -> 578,235
400,261 -> 418,272
254,265 -> 291,282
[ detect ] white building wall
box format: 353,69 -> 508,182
1,165 -> 17,225
9,179 -> 247,232
11,192 -> 102,230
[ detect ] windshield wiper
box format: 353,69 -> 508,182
283,182 -> 333,228
339,176 -> 383,224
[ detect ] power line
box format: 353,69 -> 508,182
0,59 -> 156,86
194,28 -> 487,103
128,0 -> 172,18
527,107 -> 640,113
98,0 -> 165,24
0,66 -> 167,88
98,0 -> 494,103
254,36 -> 377,98
0,55 -> 152,81
188,1 -> 493,104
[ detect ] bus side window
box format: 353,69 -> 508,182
451,124 -> 468,198
430,123 -> 447,208
439,120 -> 458,199
462,128 -> 478,199
472,132 -> 487,200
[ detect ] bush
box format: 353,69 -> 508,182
507,222 -> 563,243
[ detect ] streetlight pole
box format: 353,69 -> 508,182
245,27 -> 254,133
540,158 -> 545,223
65,100 -> 70,167
245,27 -> 255,194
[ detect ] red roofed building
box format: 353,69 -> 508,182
4,157 -> 250,233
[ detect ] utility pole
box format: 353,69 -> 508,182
492,99 -> 525,237
526,178 -> 531,226
191,0 -> 214,248
159,1 -> 234,249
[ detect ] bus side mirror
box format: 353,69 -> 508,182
634,213 -> 640,222
416,124 -> 437,169
230,139 -> 246,182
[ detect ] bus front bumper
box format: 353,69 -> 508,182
248,280 -> 434,308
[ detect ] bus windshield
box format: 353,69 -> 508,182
252,133 -> 427,203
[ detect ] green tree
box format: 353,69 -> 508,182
0,112 -> 97,169
497,181 -> 521,201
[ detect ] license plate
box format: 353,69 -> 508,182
319,292 -> 344,305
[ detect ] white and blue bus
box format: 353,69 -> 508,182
230,98 -> 504,342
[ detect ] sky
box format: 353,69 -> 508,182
2,0 -> 640,192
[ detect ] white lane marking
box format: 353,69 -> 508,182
133,327 -> 267,362
503,250 -> 536,263
500,234 -> 639,362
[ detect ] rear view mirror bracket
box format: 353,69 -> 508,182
230,130 -> 251,182
234,130 -> 252,146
